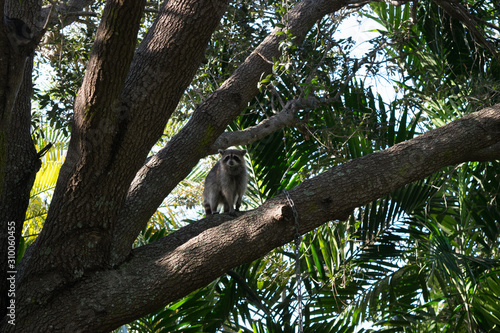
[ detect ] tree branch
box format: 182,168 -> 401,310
0,56 -> 39,320
433,0 -> 499,59
11,105 -> 500,332
41,0 -> 97,28
211,97 -> 317,152
467,142 -> 500,162
1,0 -> 51,319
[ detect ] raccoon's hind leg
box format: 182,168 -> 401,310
204,202 -> 213,215
222,199 -> 230,215
204,193 -> 220,216
210,193 -> 222,215
235,194 -> 242,212
221,190 -> 237,216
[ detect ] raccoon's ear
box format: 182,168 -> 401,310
218,149 -> 225,155
241,149 -> 247,155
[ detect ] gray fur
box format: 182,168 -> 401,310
203,149 -> 248,216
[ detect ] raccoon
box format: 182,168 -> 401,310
203,149 -> 248,216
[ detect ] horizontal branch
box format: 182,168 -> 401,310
18,105 -> 500,332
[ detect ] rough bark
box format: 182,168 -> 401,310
14,0 -> 232,323
0,56 -> 40,321
211,97 -> 314,152
15,0 -> 148,310
5,105 -> 500,332
0,0 -> 99,319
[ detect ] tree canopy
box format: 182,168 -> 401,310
1,0 -> 500,332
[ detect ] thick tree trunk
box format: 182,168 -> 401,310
0,56 -> 39,321
13,0 -> 232,325
0,0 -> 103,320
0,0 -> 44,318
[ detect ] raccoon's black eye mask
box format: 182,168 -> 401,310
224,155 -> 241,163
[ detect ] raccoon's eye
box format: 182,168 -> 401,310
224,156 -> 230,163
233,156 -> 240,162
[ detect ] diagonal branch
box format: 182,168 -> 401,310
433,0 -> 499,59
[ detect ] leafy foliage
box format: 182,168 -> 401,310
24,129 -> 67,247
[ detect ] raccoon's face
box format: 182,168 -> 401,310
219,149 -> 246,167
223,154 -> 242,167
